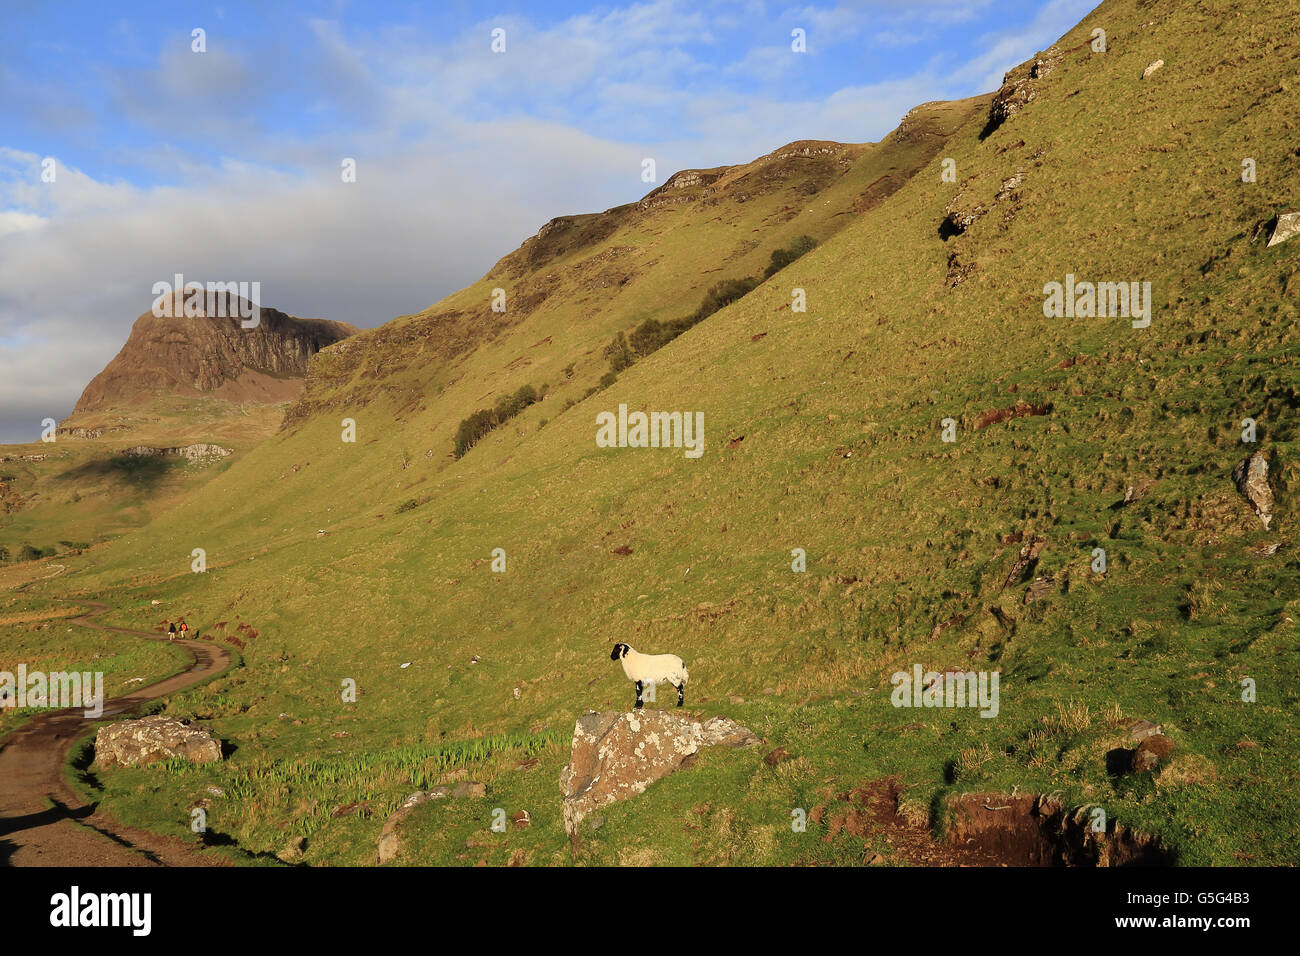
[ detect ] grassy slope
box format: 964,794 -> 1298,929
36,0 -> 1300,865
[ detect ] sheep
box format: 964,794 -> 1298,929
610,642 -> 688,709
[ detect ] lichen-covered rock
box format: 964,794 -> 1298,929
1232,449 -> 1274,529
1267,211 -> 1300,247
558,710 -> 761,836
93,714 -> 222,768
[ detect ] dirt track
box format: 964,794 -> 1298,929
0,601 -> 233,867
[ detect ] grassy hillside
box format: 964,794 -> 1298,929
19,0 -> 1300,865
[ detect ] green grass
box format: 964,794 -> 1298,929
12,0 -> 1300,865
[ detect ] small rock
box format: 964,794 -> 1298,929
1132,733 -> 1176,772
1250,541 -> 1286,557
865,852 -> 885,865
512,810 -> 531,829
1141,59 -> 1164,79
586,815 -> 605,831
1232,449 -> 1274,529
278,835 -> 306,863
728,695 -> 744,705
513,757 -> 541,772
764,747 -> 791,766
205,785 -> 225,797
451,781 -> 487,798
1123,718 -> 1163,743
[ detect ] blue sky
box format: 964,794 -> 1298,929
0,0 -> 1100,441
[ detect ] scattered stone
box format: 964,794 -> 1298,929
1132,733 -> 1176,772
1267,211 -> 1300,247
376,784 -> 484,862
1123,719 -> 1163,743
1235,740 -> 1258,749
865,852 -> 885,865
205,785 -> 225,797
1141,59 -> 1164,79
1233,449 -> 1274,529
94,715 -> 222,768
1123,480 -> 1154,505
278,835 -> 306,863
330,731 -> 350,738
559,710 -> 761,835
764,747 -> 791,766
586,815 -> 605,831
1024,575 -> 1054,603
377,791 -> 433,864
1249,541 -> 1286,557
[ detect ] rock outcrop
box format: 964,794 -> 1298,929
120,443 -> 232,460
559,710 -> 761,836
983,48 -> 1061,137
93,714 -> 223,768
65,295 -> 358,420
1267,211 -> 1300,247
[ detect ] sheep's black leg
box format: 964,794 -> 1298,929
635,681 -> 644,709
676,683 -> 685,707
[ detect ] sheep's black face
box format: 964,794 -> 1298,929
610,643 -> 628,660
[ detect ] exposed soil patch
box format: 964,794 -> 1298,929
945,793 -> 1175,866
975,400 -> 1052,430
816,779 -> 1174,866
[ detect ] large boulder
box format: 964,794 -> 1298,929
559,710 -> 761,836
93,714 -> 222,768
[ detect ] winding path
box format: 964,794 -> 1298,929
0,600 -> 233,866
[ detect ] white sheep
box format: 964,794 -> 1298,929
610,642 -> 688,709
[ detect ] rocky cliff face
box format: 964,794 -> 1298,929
69,296 -> 359,417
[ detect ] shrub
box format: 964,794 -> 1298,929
603,333 -> 633,372
455,384 -> 543,458
18,544 -> 43,562
454,409 -> 499,458
693,276 -> 760,323
763,234 -> 818,279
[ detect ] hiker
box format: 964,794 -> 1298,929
167,620 -> 177,641
179,620 -> 189,639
